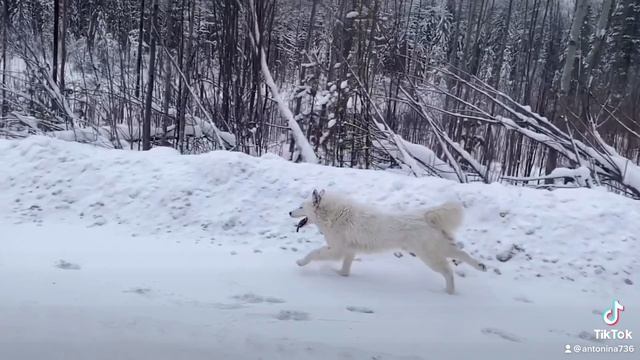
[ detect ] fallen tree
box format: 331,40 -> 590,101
396,65 -> 640,198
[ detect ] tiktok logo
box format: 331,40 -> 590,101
602,300 -> 625,326
593,300 -> 632,341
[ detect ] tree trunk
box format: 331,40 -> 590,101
289,0 -> 318,159
293,0 -> 318,117
52,0 -> 60,84
178,0 -> 194,153
135,0 -> 146,99
583,0 -> 614,89
161,1 -> 175,143
1,0 -> 8,117
59,0 -> 67,92
248,0 -> 317,163
490,0 -> 513,90
559,0 -> 588,96
545,0 -> 589,180
142,0 -> 159,150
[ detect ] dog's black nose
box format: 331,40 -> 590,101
289,211 -> 292,216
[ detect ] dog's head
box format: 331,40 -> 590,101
289,189 -> 325,224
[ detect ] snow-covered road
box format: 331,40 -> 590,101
1,137 -> 638,359
2,223 -> 637,360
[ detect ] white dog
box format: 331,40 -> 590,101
289,189 -> 486,294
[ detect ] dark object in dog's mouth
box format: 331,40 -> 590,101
296,217 -> 308,232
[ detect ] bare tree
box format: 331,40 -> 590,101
135,0 -> 146,99
1,0 -> 9,118
583,0 -> 615,89
248,0 -> 317,163
142,0 -> 159,150
52,0 -> 60,84
545,0 -> 589,180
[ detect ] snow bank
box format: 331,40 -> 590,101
0,136 -> 638,287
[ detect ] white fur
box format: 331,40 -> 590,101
289,190 -> 487,294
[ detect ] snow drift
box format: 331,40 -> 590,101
0,136 -> 638,285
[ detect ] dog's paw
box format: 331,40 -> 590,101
337,270 -> 350,277
296,259 -> 308,267
446,287 -> 455,295
478,263 -> 487,272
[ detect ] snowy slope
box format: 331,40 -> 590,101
0,136 -> 638,360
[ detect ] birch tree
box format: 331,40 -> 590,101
546,0 -> 589,179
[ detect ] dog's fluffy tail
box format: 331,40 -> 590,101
424,201 -> 464,234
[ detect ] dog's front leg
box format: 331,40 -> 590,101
296,248 -> 320,266
296,246 -> 341,266
337,253 -> 355,276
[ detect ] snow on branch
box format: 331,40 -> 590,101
396,138 -> 459,181
503,166 -> 593,189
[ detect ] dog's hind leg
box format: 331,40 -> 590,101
416,253 -> 455,295
437,262 -> 455,295
447,247 -> 487,272
297,246 -> 344,266
434,261 -> 455,295
337,253 -> 355,277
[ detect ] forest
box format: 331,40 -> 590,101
0,0 -> 639,197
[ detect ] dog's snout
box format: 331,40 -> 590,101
289,211 -> 293,216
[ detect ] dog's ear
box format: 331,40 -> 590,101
312,189 -> 323,207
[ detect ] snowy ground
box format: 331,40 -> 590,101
0,136 -> 638,360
